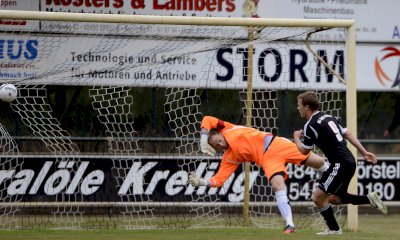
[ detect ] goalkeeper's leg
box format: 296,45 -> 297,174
304,152 -> 329,177
270,173 -> 295,234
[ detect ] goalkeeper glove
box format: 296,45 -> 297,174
200,133 -> 216,156
188,172 -> 208,187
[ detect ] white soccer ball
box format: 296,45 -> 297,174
0,84 -> 18,103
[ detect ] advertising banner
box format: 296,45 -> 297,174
41,0 -> 254,17
1,156 -> 398,203
0,34 -> 346,90
1,1 -> 399,90
3,34 -> 397,91
265,0 -> 400,43
357,44 -> 400,91
0,0 -> 389,43
0,0 -> 38,30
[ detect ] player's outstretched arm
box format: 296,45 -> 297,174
343,130 -> 377,164
189,160 -> 239,188
293,130 -> 311,155
363,152 -> 378,164
200,128 -> 216,156
199,116 -> 223,156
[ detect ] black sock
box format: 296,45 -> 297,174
340,192 -> 370,205
320,205 -> 340,231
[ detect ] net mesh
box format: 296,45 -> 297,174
0,15 -> 348,229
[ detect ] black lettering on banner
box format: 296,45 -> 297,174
316,50 -> 345,82
237,47 -> 255,82
216,48 -> 233,81
289,49 -> 308,82
258,48 -> 282,82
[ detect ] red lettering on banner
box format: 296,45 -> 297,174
195,0 -> 204,11
83,0 -> 92,7
46,0 -> 67,6
92,0 -> 103,8
0,20 -> 27,26
113,0 -> 123,8
225,0 -> 234,12
72,0 -> 81,6
153,0 -> 162,9
46,0 -> 123,8
153,0 -> 235,12
207,0 -> 216,11
131,0 -> 145,9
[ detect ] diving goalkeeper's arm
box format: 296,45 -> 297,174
189,159 -> 239,188
200,115 -> 234,156
200,128 -> 216,156
199,115 -> 226,156
190,116 -> 239,188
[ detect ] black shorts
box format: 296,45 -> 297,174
318,161 -> 356,195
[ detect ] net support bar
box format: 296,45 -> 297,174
0,10 -> 355,28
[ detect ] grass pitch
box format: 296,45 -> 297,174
0,214 -> 398,240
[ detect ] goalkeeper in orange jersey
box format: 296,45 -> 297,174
188,115 -> 329,234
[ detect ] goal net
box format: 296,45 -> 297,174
0,11 -> 355,230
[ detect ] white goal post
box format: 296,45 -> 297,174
0,10 -> 357,230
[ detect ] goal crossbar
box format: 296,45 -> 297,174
0,10 -> 354,28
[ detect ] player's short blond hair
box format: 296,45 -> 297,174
297,91 -> 319,111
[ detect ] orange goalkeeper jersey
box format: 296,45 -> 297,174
201,116 -> 270,187
201,116 -> 310,187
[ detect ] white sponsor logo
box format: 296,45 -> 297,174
1,160 -> 260,202
0,161 -> 104,195
118,161 -> 260,202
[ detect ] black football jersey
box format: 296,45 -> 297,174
302,111 -> 354,163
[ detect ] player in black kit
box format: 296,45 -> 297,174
293,91 -> 387,236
